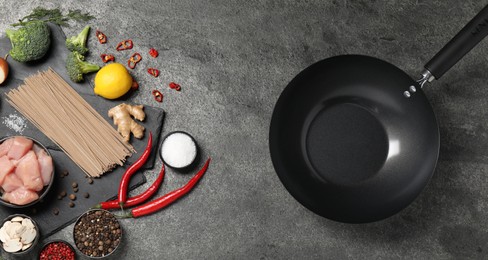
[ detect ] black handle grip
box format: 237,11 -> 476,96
425,4 -> 488,79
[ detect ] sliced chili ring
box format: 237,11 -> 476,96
116,40 -> 134,51
100,54 -> 115,63
147,68 -> 160,77
128,53 -> 142,69
169,82 -> 181,91
152,90 -> 163,102
95,30 -> 107,44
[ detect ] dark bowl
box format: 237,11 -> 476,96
0,136 -> 55,208
159,131 -> 200,172
0,214 -> 40,256
73,209 -> 122,259
39,239 -> 76,259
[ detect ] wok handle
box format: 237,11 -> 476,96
424,4 -> 488,80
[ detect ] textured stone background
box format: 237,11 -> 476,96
1,0 -> 488,259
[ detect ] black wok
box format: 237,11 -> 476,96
269,4 -> 488,223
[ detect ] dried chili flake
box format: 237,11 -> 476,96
169,82 -> 181,91
152,90 -> 163,102
100,54 -> 115,63
116,40 -> 134,51
147,68 -> 160,77
95,30 -> 107,44
128,53 -> 142,69
149,48 -> 159,58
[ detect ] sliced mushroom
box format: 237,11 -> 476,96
21,218 -> 34,229
5,222 -> 22,238
20,228 -> 36,245
3,239 -> 22,253
0,227 -> 8,243
10,217 -> 23,222
21,242 -> 32,251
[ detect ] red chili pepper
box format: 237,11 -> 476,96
100,54 -> 115,63
96,164 -> 165,210
152,90 -> 163,102
116,39 -> 133,51
149,48 -> 158,58
131,80 -> 139,90
128,53 -> 142,69
117,132 -> 153,208
147,68 -> 160,77
121,158 -> 211,218
169,82 -> 181,91
95,30 -> 107,44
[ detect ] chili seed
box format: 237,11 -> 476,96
84,192 -> 90,198
57,195 -> 63,200
69,194 -> 76,201
88,178 -> 94,184
69,202 -> 75,208
73,187 -> 79,193
53,208 -> 59,215
60,190 -> 67,197
72,182 -> 78,188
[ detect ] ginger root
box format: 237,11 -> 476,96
108,103 -> 145,142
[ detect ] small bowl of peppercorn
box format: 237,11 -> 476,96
73,209 -> 122,258
39,239 -> 76,260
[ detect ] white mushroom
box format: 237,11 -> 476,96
3,221 -> 12,229
3,239 -> 22,253
10,217 -> 23,222
21,218 -> 34,229
21,243 -> 32,251
0,216 -> 37,253
20,228 -> 36,245
5,222 -> 22,238
0,227 -> 8,243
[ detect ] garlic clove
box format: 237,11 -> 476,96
3,239 -> 22,253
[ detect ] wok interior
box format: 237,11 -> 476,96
270,55 -> 440,223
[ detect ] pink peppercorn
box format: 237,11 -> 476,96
39,241 -> 75,260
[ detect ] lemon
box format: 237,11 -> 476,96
94,63 -> 132,99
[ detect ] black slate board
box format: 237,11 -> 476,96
0,24 -> 165,237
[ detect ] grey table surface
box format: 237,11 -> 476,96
1,0 -> 488,259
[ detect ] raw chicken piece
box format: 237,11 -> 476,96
15,151 -> 43,192
37,149 -> 53,186
2,187 -> 39,205
7,137 -> 33,160
32,144 -> 43,155
2,173 -> 23,193
0,138 -> 14,157
0,156 -> 15,185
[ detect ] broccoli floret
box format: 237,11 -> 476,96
66,25 -> 90,55
66,51 -> 100,83
6,21 -> 51,62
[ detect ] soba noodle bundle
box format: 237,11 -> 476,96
6,68 -> 134,177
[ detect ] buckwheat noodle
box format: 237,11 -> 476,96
6,68 -> 134,177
